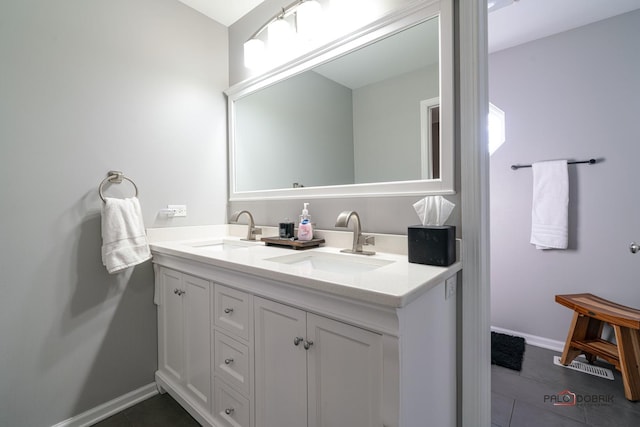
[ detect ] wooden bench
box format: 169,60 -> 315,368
555,293 -> 640,401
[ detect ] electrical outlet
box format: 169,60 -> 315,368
445,275 -> 457,300
168,204 -> 187,217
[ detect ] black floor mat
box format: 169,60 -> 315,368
491,332 -> 526,371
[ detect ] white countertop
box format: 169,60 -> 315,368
148,226 -> 462,308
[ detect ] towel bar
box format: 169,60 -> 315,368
511,158 -> 596,170
98,170 -> 139,202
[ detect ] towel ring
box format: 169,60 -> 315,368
99,170 -> 139,202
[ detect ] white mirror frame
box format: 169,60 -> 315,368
226,0 -> 454,201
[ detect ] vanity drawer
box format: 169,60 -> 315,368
213,378 -> 251,427
214,284 -> 250,341
214,330 -> 250,395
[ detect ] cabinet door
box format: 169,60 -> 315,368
183,274 -> 211,409
254,297 -> 307,427
306,314 -> 382,427
158,268 -> 184,383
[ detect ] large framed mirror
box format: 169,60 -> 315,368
226,0 -> 453,201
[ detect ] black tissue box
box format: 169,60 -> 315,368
408,225 -> 456,266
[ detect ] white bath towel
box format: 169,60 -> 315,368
101,197 -> 152,273
530,160 -> 569,250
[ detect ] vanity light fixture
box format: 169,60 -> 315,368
243,0 -> 323,69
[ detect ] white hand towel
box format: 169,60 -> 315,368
530,160 -> 569,250
101,197 -> 152,274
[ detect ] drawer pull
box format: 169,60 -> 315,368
224,358 -> 234,365
225,408 -> 235,416
294,337 -> 304,346
224,307 -> 234,314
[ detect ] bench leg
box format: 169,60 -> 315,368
560,312 -> 603,365
613,326 -> 640,401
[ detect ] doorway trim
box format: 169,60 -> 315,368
458,0 -> 491,425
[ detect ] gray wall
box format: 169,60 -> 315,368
353,65 -> 439,183
234,71 -> 354,191
0,0 -> 228,425
489,10 -> 640,342
228,0 -> 460,235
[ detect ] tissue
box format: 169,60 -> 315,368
408,196 -> 456,266
413,196 -> 455,226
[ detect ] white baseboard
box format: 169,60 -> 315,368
491,326 -> 565,353
51,383 -> 158,427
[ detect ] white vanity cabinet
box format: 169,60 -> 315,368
254,297 -> 382,427
157,267 -> 211,412
152,248 -> 458,427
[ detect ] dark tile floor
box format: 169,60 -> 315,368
92,392 -> 200,427
92,345 -> 640,427
492,344 -> 640,427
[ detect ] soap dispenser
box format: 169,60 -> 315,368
297,203 -> 313,241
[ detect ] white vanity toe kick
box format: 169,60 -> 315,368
150,240 -> 461,308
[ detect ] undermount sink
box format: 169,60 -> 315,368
188,239 -> 257,252
265,251 -> 394,275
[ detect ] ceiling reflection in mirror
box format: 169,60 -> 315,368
232,16 -> 440,193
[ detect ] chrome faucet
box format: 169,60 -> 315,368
230,210 -> 262,241
335,211 -> 375,255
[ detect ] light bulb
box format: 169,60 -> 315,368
244,38 -> 265,69
296,0 -> 322,41
268,18 -> 294,62
268,18 -> 292,47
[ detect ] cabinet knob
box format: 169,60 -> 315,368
224,307 -> 234,314
293,337 -> 304,346
174,289 -> 179,295
303,340 -> 314,350
631,242 -> 640,254
224,408 -> 235,416
224,358 -> 234,365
